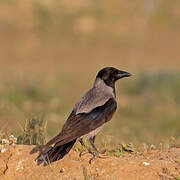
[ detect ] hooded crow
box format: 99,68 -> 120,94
34,67 -> 131,165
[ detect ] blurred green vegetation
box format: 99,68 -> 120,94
17,114 -> 47,145
0,71 -> 179,146
108,72 -> 180,144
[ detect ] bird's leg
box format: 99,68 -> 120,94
89,136 -> 108,164
89,136 -> 99,155
79,138 -> 95,158
89,136 -> 100,163
92,136 -> 96,143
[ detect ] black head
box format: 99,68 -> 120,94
96,67 -> 131,88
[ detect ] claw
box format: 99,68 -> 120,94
99,154 -> 108,159
79,137 -> 107,164
79,150 -> 88,158
89,152 -> 97,164
79,151 -> 83,158
88,153 -> 108,164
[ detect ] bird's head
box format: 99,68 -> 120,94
96,67 -> 132,88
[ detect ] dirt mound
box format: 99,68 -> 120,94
0,145 -> 180,180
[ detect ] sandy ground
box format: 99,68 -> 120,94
0,145 -> 180,180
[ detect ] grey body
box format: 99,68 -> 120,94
74,78 -> 115,139
74,78 -> 115,114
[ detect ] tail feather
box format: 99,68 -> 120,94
37,139 -> 76,166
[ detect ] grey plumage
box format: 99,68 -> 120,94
75,78 -> 115,139
32,67 -> 131,165
75,78 -> 115,114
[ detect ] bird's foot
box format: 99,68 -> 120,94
79,149 -> 96,159
98,154 -> 108,159
79,150 -> 88,158
99,149 -> 106,154
89,153 -> 107,164
89,152 -> 97,164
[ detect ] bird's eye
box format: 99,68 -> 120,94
114,70 -> 119,76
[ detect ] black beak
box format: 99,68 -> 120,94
116,70 -> 132,79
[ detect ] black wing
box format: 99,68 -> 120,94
46,98 -> 117,147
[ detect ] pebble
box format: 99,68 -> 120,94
59,168 -> 65,173
16,159 -> 24,170
0,148 -> 6,153
142,162 -> 150,166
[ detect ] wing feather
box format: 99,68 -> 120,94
46,98 -> 117,147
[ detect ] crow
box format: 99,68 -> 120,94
32,67 -> 131,165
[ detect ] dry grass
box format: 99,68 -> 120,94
17,114 -> 47,145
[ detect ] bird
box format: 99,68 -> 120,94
33,67 -> 131,165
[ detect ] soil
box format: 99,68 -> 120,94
0,145 -> 180,180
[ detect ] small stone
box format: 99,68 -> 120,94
0,148 -> 6,153
59,168 -> 65,173
121,143 -> 136,152
150,144 -> 156,150
1,139 -> 9,145
16,159 -> 24,170
9,135 -> 17,144
142,162 -> 150,166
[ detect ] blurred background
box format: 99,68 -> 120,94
0,0 -> 180,148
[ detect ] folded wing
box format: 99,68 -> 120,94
46,98 -> 117,147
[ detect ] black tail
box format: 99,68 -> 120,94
36,139 -> 76,166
